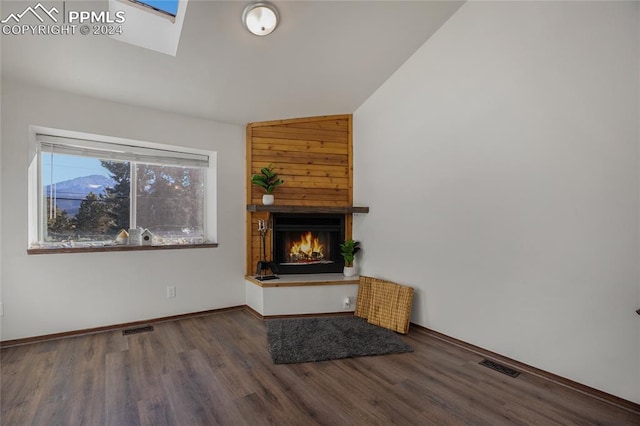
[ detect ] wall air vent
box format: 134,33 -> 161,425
122,325 -> 154,335
479,359 -> 520,378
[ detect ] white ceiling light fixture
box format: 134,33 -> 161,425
242,2 -> 279,36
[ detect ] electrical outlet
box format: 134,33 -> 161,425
343,296 -> 351,309
167,286 -> 176,298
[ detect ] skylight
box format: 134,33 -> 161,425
131,0 -> 179,17
109,0 -> 187,56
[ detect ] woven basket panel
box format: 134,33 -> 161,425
354,276 -> 374,319
367,278 -> 414,334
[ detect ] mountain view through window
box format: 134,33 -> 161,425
42,153 -> 205,244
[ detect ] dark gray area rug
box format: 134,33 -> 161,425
267,316 -> 413,364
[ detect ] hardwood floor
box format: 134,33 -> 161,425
1,308 -> 638,425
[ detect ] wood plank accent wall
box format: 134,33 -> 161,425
246,114 -> 354,274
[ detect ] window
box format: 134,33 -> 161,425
129,0 -> 180,17
109,0 -> 188,56
30,131 -> 216,249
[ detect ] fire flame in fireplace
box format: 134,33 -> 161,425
289,232 -> 325,262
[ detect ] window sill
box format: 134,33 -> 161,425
27,242 -> 218,255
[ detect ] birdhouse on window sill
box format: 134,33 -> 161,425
116,229 -> 129,245
141,229 -> 153,246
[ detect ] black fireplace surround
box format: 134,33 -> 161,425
272,213 -> 345,274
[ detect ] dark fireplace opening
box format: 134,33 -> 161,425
273,213 -> 345,274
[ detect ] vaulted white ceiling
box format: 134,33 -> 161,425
1,1 -> 464,124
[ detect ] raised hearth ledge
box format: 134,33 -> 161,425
246,205 -> 369,214
245,274 -> 359,316
245,273 -> 359,288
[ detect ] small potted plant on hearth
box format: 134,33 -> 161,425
340,239 -> 360,277
251,164 -> 284,205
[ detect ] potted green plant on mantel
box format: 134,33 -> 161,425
340,239 -> 360,277
251,164 -> 284,205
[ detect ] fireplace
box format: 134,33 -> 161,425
273,213 -> 345,274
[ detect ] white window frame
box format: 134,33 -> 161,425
28,126 -> 217,248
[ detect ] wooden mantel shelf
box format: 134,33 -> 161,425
246,205 -> 369,214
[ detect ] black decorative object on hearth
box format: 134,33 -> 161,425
255,219 -> 279,281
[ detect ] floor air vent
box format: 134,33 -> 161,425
122,325 -> 154,336
479,359 -> 520,378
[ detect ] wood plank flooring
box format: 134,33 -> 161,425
1,308 -> 639,425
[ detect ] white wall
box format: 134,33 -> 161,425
0,79 -> 246,340
638,2 -> 640,405
354,1 -> 640,403
0,0 -> 4,340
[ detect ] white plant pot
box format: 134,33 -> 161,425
262,194 -> 275,205
343,266 -> 357,277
